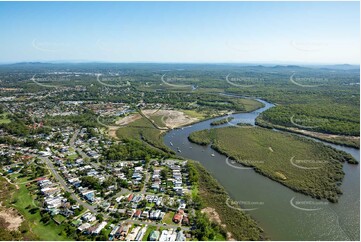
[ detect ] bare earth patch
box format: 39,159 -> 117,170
0,207 -> 23,231
275,171 -> 287,180
115,114 -> 142,126
201,207 -> 235,241
143,109 -> 198,129
108,126 -> 119,139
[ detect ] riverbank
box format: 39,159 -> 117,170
256,114 -> 360,149
115,97 -> 265,154
163,96 -> 359,240
163,97 -> 265,130
188,126 -> 357,203
187,160 -> 264,240
210,117 -> 234,126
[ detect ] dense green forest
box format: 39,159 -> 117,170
103,139 -> 168,161
257,103 -> 359,136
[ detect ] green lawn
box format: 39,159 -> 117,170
0,113 -> 11,124
142,225 -> 157,241
162,212 -> 175,224
180,109 -> 208,120
146,202 -> 155,208
53,214 -> 67,224
67,153 -> 79,161
10,183 -> 72,240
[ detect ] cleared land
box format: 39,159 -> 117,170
115,114 -> 142,126
143,109 -> 198,129
0,177 -> 26,241
188,126 -> 357,202
0,208 -> 23,231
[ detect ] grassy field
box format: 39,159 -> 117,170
232,98 -> 264,112
185,98 -> 263,121
116,116 -> 172,153
11,183 -> 70,240
148,115 -> 168,128
180,109 -> 208,120
53,214 -> 67,224
67,151 -> 79,161
0,113 -> 11,124
161,211 -> 175,224
189,126 -> 357,202
0,177 -> 70,241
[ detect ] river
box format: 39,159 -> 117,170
163,98 -> 360,241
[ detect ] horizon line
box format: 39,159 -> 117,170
0,60 -> 359,66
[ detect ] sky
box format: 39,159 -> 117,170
0,1 -> 359,64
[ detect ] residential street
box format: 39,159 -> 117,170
69,129 -> 100,169
42,129 -> 190,231
123,219 -> 190,231
41,156 -> 97,214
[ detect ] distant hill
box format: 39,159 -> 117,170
310,64 -> 359,70
0,62 -> 358,73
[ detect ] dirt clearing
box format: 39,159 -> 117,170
0,207 -> 23,231
201,207 -> 235,241
115,114 -> 141,126
143,109 -> 198,129
108,126 -> 119,139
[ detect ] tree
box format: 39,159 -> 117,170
40,213 -> 51,224
64,191 -> 71,198
81,176 -> 101,190
137,199 -> 147,208
118,179 -> 128,189
96,214 -> 104,222
68,198 -> 76,205
160,168 -> 168,179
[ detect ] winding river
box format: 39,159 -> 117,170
163,98 -> 360,241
